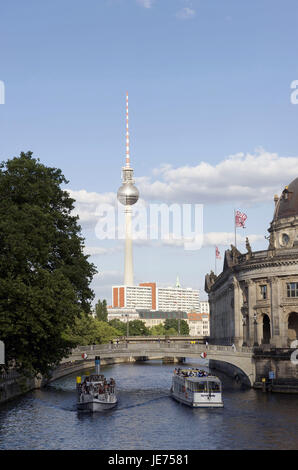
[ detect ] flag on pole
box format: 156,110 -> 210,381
215,246 -> 221,259
235,210 -> 247,228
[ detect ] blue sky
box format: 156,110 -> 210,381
1,0 -> 298,303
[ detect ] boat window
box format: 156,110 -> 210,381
208,381 -> 221,392
192,382 -> 207,392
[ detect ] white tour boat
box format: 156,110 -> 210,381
171,368 -> 223,408
76,356 -> 117,412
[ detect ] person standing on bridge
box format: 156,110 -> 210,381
205,340 -> 208,349
231,343 -> 236,352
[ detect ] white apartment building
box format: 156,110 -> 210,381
157,287 -> 199,312
198,300 -> 210,314
112,285 -> 153,310
112,282 -> 200,313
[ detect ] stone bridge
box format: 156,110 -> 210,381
57,341 -> 255,386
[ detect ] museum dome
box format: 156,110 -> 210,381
274,177 -> 298,221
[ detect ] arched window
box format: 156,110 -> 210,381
262,314 -> 271,344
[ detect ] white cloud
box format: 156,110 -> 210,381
83,245 -> 123,256
68,149 -> 298,236
176,7 -> 196,20
136,149 -> 298,205
67,189 -> 117,228
202,232 -> 264,247
136,0 -> 154,8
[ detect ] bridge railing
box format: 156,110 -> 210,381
0,369 -> 21,384
71,342 -> 253,354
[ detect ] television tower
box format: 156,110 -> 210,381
117,93 -> 139,285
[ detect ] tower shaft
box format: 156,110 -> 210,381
124,207 -> 134,285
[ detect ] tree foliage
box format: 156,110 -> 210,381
108,318 -> 149,336
108,319 -> 127,336
164,319 -> 190,335
95,299 -> 108,322
0,152 -> 97,376
149,323 -> 166,336
63,314 -> 121,346
128,319 -> 150,336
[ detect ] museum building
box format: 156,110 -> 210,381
205,178 -> 298,348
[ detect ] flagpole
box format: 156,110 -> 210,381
234,208 -> 237,248
215,247 -> 217,275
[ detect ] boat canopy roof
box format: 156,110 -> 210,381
186,376 -> 221,383
173,369 -> 221,383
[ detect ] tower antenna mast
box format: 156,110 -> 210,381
126,91 -> 130,168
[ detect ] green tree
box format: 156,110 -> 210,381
93,319 -> 121,343
179,319 -> 190,335
63,314 -> 121,345
149,323 -> 166,336
108,318 -> 149,336
165,327 -> 177,336
108,319 -> 127,336
0,152 -> 97,376
128,320 -> 150,336
164,319 -> 189,335
62,313 -> 97,346
95,299 -> 108,322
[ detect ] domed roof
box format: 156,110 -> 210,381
274,177 -> 298,220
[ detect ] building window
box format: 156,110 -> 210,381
260,285 -> 267,300
287,283 -> 298,298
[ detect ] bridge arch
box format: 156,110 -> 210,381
51,342 -> 255,388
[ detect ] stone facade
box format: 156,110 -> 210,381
205,178 -> 298,349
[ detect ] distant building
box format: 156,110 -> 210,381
112,280 -> 199,313
112,285 -> 153,310
107,308 -> 140,323
187,313 -> 210,337
198,300 -> 210,314
137,310 -> 188,329
157,286 -> 199,312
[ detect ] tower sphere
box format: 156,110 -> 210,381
117,182 -> 139,206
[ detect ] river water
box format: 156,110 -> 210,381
0,358 -> 297,450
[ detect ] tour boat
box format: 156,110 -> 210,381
170,368 -> 223,408
76,356 -> 117,412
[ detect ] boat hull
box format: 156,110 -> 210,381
77,397 -> 117,412
170,390 -> 223,408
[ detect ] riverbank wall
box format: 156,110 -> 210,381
209,348 -> 298,393
253,348 -> 298,393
